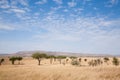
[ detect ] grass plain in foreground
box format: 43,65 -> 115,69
0,57 -> 120,80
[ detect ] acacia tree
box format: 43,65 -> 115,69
9,57 -> 17,65
70,56 -> 77,61
47,55 -> 55,64
57,56 -> 66,64
104,57 -> 109,65
112,57 -> 119,66
84,59 -> 87,62
78,58 -> 81,62
0,58 -> 4,65
17,57 -> 23,64
32,53 -> 47,65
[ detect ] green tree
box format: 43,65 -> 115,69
0,58 -> 4,65
112,57 -> 119,66
88,59 -> 102,67
48,55 -> 55,64
104,57 -> 109,65
32,53 -> 47,65
57,55 -> 66,64
17,57 -> 23,64
71,60 -> 79,66
9,57 -> 17,65
78,58 -> 81,62
84,59 -> 87,62
70,56 -> 77,61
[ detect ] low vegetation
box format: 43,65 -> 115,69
104,57 -> 109,65
88,59 -> 103,66
9,56 -> 23,65
71,60 -> 79,66
56,55 -> 66,64
0,56 -> 120,80
0,58 -> 4,65
112,57 -> 119,66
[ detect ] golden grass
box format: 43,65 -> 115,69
0,57 -> 120,80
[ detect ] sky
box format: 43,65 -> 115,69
0,0 -> 120,54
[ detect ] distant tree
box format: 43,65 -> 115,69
66,58 -> 69,63
0,58 -> 4,65
32,53 -> 47,65
71,60 -> 79,66
96,59 -> 103,65
84,59 -> 87,62
9,57 -> 17,65
88,59 -> 102,67
104,57 -> 109,65
17,57 -> 23,64
70,56 -> 77,59
47,55 -> 55,64
57,56 -> 66,64
112,57 -> 119,66
88,60 -> 95,66
70,56 -> 77,61
78,58 -> 81,62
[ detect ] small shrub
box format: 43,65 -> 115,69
112,57 -> 119,66
84,59 -> 87,62
0,58 -> 4,65
78,58 -> 81,62
88,59 -> 102,66
71,60 -> 79,66
104,57 -> 109,62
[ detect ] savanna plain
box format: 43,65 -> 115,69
0,57 -> 120,80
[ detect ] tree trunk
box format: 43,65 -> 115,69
18,61 -> 20,65
50,58 -> 53,64
38,59 -> 41,65
54,58 -> 56,62
12,61 -> 14,65
59,59 -> 61,64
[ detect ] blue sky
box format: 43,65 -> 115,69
0,0 -> 120,54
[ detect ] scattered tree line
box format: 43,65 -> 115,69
0,53 -> 120,66
32,52 -> 67,65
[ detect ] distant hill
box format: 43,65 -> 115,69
0,50 -> 118,57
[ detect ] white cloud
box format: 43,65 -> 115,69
10,0 -> 29,7
0,0 -> 10,9
68,1 -> 77,7
0,0 -> 120,54
53,0 -> 62,4
63,9 -> 68,12
35,0 -> 47,4
18,0 -> 29,6
10,8 -> 26,13
0,24 -> 15,30
105,0 -> 118,7
31,12 -> 120,46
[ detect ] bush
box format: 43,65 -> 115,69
88,59 -> 102,66
104,57 -> 109,62
0,58 -> 4,65
9,56 -> 23,65
71,60 -> 79,66
112,57 -> 119,66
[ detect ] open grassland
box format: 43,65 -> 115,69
0,57 -> 120,80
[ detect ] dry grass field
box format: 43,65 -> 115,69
0,57 -> 120,80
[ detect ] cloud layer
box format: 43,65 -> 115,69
0,0 -> 120,54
